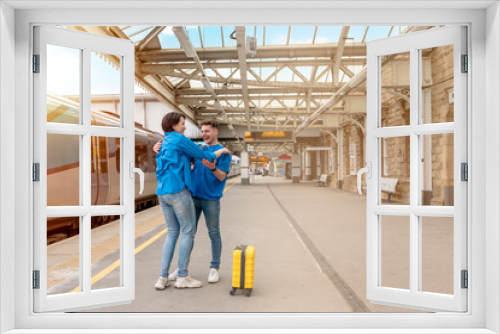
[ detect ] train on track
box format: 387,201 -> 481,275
47,95 -> 240,242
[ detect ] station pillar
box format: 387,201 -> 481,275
316,151 -> 321,176
304,150 -> 312,180
241,151 -> 250,185
338,129 -> 344,189
292,153 -> 301,183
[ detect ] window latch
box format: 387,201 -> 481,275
129,162 -> 144,195
356,162 -> 371,195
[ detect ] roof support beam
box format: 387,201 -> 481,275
195,106 -> 346,115
181,94 -> 340,103
147,59 -> 366,70
287,65 -> 310,84
176,87 -> 339,96
144,68 -> 336,89
294,26 -> 433,136
333,26 -> 350,87
173,26 -> 240,140
137,26 -> 166,51
339,64 -> 355,78
73,26 -> 197,123
137,44 -> 367,62
235,26 -> 251,130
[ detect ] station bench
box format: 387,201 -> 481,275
381,177 -> 398,202
315,174 -> 328,187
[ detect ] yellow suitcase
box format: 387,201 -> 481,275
230,245 -> 255,297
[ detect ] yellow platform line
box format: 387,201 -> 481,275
69,178 -> 238,292
70,229 -> 167,293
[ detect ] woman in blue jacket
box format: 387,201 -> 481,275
154,112 -> 231,290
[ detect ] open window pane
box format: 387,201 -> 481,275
380,51 -> 410,127
47,44 -> 80,124
91,216 -> 122,290
47,216 -> 81,295
421,45 -> 454,124
381,215 -> 410,290
47,133 -> 80,206
420,134 -> 454,206
367,26 -> 466,312
92,136 -> 121,206
34,25 -> 135,313
91,51 -> 121,126
421,216 -> 454,294
91,136 -> 122,206
380,136 -> 410,205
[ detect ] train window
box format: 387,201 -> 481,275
91,51 -> 121,126
46,44 -> 80,125
135,138 -> 149,172
149,139 -> 159,171
98,136 -> 109,174
47,133 -> 80,206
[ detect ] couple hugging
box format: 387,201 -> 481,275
153,113 -> 231,290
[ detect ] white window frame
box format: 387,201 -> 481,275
366,26 -> 467,312
33,25 -> 136,312
1,2 -> 498,333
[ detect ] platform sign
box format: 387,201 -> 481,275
244,131 -> 293,142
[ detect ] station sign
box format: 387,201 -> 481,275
244,131 -> 293,142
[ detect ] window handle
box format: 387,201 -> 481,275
357,162 -> 371,195
130,162 -> 144,195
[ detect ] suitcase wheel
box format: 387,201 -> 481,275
230,287 -> 237,296
245,288 -> 252,297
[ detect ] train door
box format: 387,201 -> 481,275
96,130 -> 111,205
33,26 -> 140,312
361,26 -> 467,312
91,136 -> 99,205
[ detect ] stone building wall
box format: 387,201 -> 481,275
300,46 -> 454,205
428,45 -> 455,206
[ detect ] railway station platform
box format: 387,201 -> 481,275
49,176 -> 435,313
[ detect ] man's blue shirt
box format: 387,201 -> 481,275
155,132 -> 216,195
191,144 -> 231,200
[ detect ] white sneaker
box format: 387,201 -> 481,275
155,277 -> 169,290
208,268 -> 220,283
174,275 -> 203,289
168,268 -> 178,281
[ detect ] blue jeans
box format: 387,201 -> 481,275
158,188 -> 196,278
193,197 -> 221,270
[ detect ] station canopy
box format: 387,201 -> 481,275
71,25 -> 419,135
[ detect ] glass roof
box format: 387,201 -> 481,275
112,25 -> 412,126
120,25 -> 408,50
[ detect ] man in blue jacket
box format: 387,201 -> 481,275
155,120 -> 231,283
